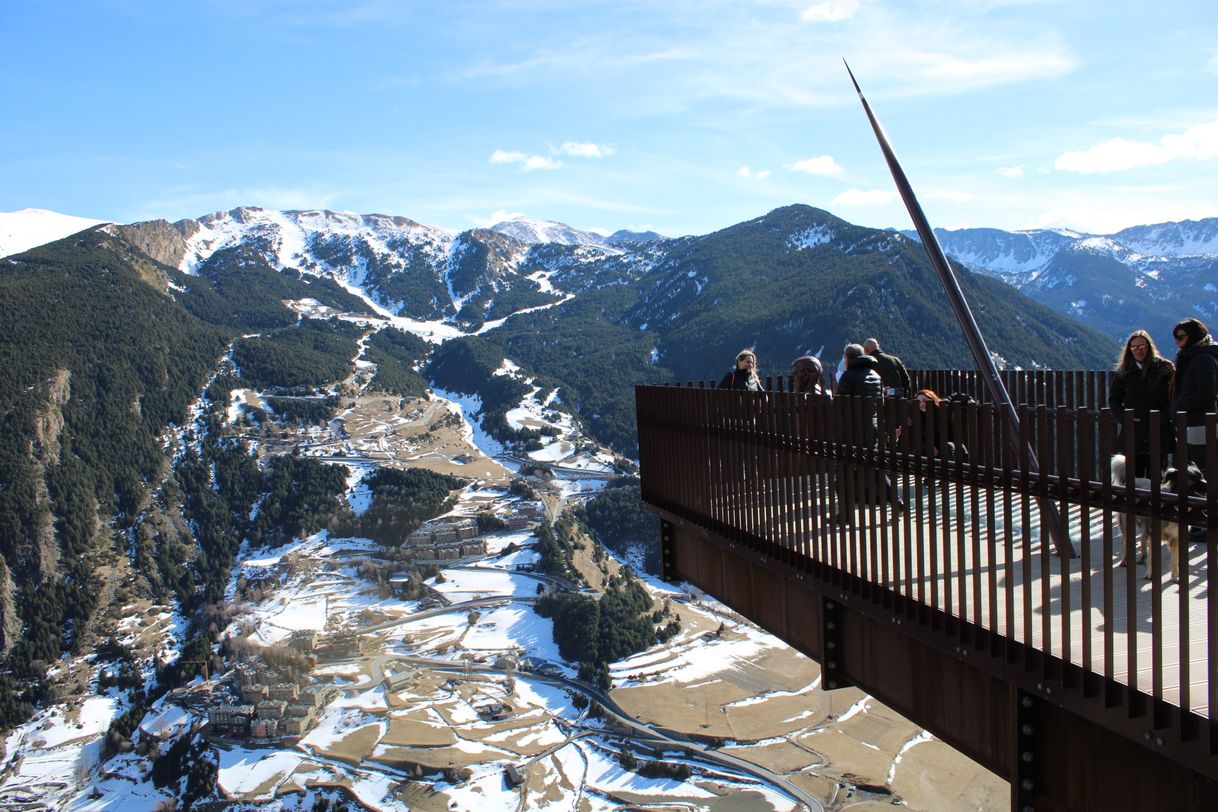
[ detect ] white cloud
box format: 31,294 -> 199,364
489,149 -> 526,164
1054,119 -> 1218,174
832,188 -> 895,206
737,165 -> 771,180
800,0 -> 860,23
458,6 -> 1074,111
788,155 -> 844,176
559,141 -> 614,158
997,166 -> 1025,178
489,150 -> 563,171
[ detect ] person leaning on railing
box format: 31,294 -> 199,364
894,389 -> 965,461
1108,329 -> 1174,478
719,348 -> 764,391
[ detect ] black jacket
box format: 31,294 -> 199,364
1109,357 -> 1174,417
1173,340 -> 1218,428
870,350 -> 911,396
838,355 -> 883,441
718,368 -> 762,391
1108,356 -> 1174,447
837,355 -> 883,398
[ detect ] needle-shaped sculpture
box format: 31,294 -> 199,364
844,60 -> 1072,558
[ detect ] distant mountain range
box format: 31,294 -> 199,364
0,201 -> 1125,736
7,205 -> 1213,356
909,219 -> 1218,352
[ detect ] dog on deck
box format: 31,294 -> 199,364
1111,454 -> 1207,582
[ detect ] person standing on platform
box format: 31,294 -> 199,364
790,355 -> 829,396
864,337 -> 912,400
719,349 -> 763,391
1171,318 -> 1218,477
1108,329 -> 1174,478
834,344 -> 903,523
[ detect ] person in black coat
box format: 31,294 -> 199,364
1170,318 -> 1218,476
833,343 -> 902,523
1108,329 -> 1174,477
719,349 -> 763,391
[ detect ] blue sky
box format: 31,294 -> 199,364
4,0 -> 1217,236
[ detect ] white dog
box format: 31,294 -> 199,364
1111,454 -> 1206,582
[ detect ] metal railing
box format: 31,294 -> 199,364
637,374 -> 1218,721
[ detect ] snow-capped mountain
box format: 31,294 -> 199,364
112,208 -> 645,328
923,219 -> 1218,350
489,216 -> 612,248
0,208 -> 108,258
905,227 -> 1078,285
1112,219 -> 1218,258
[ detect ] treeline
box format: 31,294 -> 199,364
536,568 -> 674,670
335,467 -> 465,547
233,317 -> 363,390
577,479 -> 660,575
579,479 -> 657,547
364,328 -> 430,397
533,518 -> 583,584
0,231 -> 234,728
495,286 -> 670,455
265,395 -> 338,424
427,337 -> 532,442
177,243 -> 374,330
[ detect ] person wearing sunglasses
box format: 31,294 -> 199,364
1108,329 -> 1174,477
1170,318 -> 1218,480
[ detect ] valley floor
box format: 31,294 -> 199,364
0,385 -> 1007,811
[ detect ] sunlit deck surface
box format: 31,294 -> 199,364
756,483 -> 1211,716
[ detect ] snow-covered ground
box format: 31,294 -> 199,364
0,208 -> 107,258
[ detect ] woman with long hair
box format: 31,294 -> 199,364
898,388 -> 963,460
1108,328 -> 1173,477
719,348 -> 763,391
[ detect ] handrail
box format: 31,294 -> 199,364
637,381 -> 1218,723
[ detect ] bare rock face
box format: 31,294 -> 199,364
31,368 -> 70,464
116,219 -> 190,269
0,556 -> 20,655
29,369 -> 72,578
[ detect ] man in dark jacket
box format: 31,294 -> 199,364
864,337 -> 911,398
1171,318 -> 1218,476
834,344 -> 902,523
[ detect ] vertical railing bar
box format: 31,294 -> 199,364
1079,407 -> 1095,679
1037,405 -> 1053,676
1057,404 -> 1073,680
1123,409 -> 1141,697
1100,409 -> 1115,684
981,402 -> 997,639
969,398 -> 982,631
1020,405 -> 1034,654
913,394 -> 927,607
1206,415 -> 1217,727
